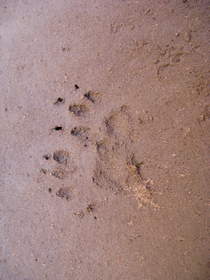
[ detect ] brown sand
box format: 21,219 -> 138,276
0,1 -> 209,279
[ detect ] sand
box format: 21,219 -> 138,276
0,1 -> 209,279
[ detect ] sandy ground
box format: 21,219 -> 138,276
0,0 -> 210,279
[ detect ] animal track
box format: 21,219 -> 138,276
69,104 -> 88,116
104,105 -> 131,139
96,139 -> 110,161
54,97 -> 65,105
41,150 -> 75,182
51,167 -> 68,179
53,150 -> 70,165
56,187 -> 71,200
71,126 -> 90,148
93,106 -> 158,208
93,159 -> 124,193
71,126 -> 90,142
84,91 -> 100,103
155,44 -> 184,80
93,107 -> 132,193
45,88 -> 157,208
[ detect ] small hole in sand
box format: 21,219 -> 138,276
53,126 -> 63,131
54,97 -> 64,105
43,154 -> 51,160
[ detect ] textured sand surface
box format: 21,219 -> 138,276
0,1 -> 209,279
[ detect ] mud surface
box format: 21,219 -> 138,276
0,1 -> 209,280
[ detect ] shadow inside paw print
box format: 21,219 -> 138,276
53,150 -> 70,165
69,104 -> 88,116
56,187 -> 71,200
